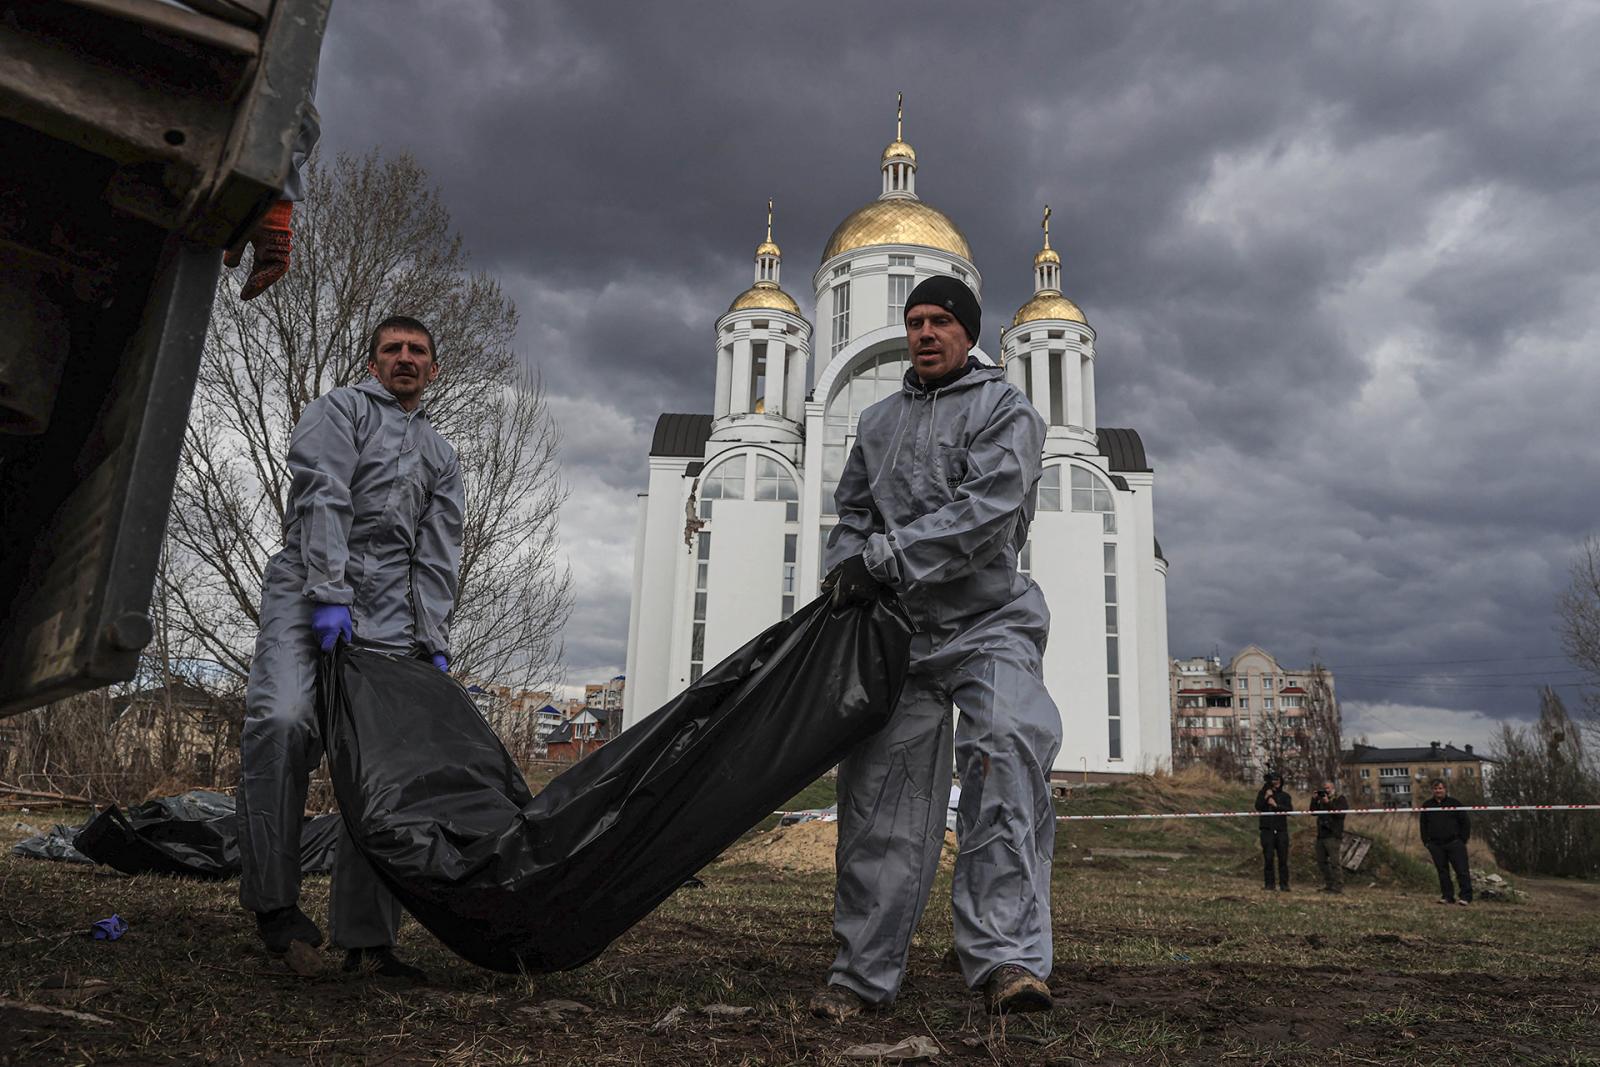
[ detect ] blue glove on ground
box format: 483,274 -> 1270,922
311,603 -> 353,653
431,653 -> 449,673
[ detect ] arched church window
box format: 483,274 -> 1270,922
698,455 -> 746,519
1071,466 -> 1114,512
755,457 -> 798,501
820,350 -> 910,516
1037,466 -> 1062,511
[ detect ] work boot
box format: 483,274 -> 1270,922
254,905 -> 324,954
984,964 -> 1052,1015
809,983 -> 871,1022
342,947 -> 429,983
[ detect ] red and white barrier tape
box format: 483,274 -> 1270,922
1053,803 -> 1600,822
769,803 -> 1600,821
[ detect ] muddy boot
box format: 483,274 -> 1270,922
254,905 -> 324,954
342,947 -> 428,984
984,964 -> 1052,1015
809,983 -> 871,1022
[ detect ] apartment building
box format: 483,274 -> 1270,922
1170,645 -> 1335,778
1341,741 -> 1496,806
584,676 -> 626,715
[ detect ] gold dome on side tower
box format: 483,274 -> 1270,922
1012,292 -> 1087,326
728,284 -> 801,315
729,198 -> 800,315
1013,205 -> 1086,326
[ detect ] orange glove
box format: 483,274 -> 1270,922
224,200 -> 294,300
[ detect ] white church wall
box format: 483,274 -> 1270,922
700,497 -> 789,668
1029,503 -> 1120,775
1147,559 -> 1173,771
622,492 -> 648,724
623,458 -> 696,729
1125,472 -> 1172,772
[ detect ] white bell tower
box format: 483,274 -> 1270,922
1003,205 -> 1098,455
711,200 -> 810,447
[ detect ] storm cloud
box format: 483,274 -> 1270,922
314,2 -> 1600,743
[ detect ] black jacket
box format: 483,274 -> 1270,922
1255,785 -> 1293,831
1310,792 -> 1347,838
1420,795 -> 1471,845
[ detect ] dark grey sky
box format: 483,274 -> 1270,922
316,1 -> 1600,747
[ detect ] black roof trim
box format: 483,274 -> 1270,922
1096,427 -> 1150,472
1109,474 -> 1130,491
650,413 -> 713,457
1154,537 -> 1166,564
1343,743 -> 1496,764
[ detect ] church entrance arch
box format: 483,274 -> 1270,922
815,334 -> 910,522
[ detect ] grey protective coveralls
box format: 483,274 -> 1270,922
238,377 -> 464,948
824,361 -> 1062,1004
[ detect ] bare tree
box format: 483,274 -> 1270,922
1482,687 -> 1600,876
164,149 -> 571,694
1255,698 -> 1292,785
1298,662 -> 1343,786
1172,709 -> 1253,783
1558,534 -> 1600,725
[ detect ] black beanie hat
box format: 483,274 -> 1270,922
904,275 -> 980,345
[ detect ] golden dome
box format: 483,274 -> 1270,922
755,239 -> 781,259
822,198 -> 972,261
728,282 -> 801,316
881,139 -> 917,165
1012,291 -> 1087,327
1034,246 -> 1061,266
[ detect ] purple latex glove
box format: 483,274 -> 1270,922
431,653 -> 449,673
92,914 -> 128,941
311,603 -> 353,653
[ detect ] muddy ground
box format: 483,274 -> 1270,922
4,805 -> 1599,1065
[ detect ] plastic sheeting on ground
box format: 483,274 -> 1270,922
320,594 -> 914,974
67,790 -> 340,880
11,823 -> 95,864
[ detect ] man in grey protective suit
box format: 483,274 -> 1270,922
238,315 -> 464,981
812,275 -> 1062,1019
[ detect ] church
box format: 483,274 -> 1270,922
623,106 -> 1171,780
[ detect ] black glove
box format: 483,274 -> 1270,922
824,553 -> 883,608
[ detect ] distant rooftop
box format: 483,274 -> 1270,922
1344,742 -> 1496,764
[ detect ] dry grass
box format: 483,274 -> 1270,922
3,773 -> 1599,1065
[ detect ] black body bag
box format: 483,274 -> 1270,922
73,790 -> 340,879
318,595 -> 913,973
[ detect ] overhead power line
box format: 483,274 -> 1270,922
1331,654 -> 1571,669
1337,667 -> 1590,681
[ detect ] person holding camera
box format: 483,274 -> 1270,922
1254,772 -> 1293,891
1310,779 -> 1348,894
